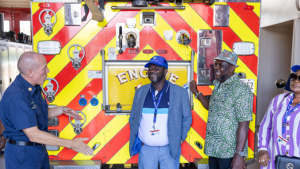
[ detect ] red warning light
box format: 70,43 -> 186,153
39,3 -> 50,8
156,49 -> 167,54
244,5 -> 254,10
143,49 -> 154,54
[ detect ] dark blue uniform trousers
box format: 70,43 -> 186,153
5,142 -> 49,169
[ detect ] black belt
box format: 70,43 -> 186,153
8,139 -> 43,146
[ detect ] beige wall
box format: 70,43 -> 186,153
292,19 -> 300,66
261,0 -> 300,28
257,26 -> 293,124
250,25 -> 293,169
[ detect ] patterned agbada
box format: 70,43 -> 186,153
258,93 -> 300,169
204,74 -> 253,158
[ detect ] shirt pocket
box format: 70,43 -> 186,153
218,92 -> 234,109
33,106 -> 46,130
32,104 -> 42,116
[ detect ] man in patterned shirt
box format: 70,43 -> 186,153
190,50 -> 253,169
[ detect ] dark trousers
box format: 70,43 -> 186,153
209,156 -> 233,169
5,142 -> 49,169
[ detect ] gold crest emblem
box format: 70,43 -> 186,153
31,102 -> 37,109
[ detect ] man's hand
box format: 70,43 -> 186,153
189,80 -> 198,95
62,106 -> 83,120
23,126 -> 93,156
189,80 -> 209,110
231,154 -> 246,169
70,138 -> 93,156
258,150 -> 270,167
0,136 -> 6,150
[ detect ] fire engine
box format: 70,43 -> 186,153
1,0 -> 263,168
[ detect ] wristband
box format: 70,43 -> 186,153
195,91 -> 202,99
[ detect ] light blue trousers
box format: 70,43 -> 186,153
138,144 -> 181,169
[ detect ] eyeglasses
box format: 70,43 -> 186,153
214,62 -> 225,68
214,61 -> 232,68
290,73 -> 300,82
148,66 -> 163,71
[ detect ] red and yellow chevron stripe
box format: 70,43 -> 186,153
32,1 -> 260,163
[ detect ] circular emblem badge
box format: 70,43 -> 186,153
73,11 -> 79,18
286,163 -> 294,169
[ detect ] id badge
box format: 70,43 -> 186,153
150,130 -> 160,136
277,136 -> 288,146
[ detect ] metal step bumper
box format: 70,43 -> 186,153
194,158 -> 209,169
50,160 -> 102,169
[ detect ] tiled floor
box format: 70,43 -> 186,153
102,162 -> 261,168
0,155 -> 5,169
248,160 -> 261,169
101,164 -> 197,169
0,157 -> 261,169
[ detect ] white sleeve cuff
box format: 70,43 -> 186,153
258,148 -> 268,152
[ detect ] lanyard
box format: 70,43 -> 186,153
152,91 -> 163,129
282,96 -> 300,134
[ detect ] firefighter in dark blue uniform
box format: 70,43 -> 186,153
0,52 -> 93,169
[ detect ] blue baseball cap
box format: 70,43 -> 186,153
145,56 -> 168,69
291,65 -> 300,72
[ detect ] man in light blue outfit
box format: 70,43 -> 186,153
129,55 -> 192,169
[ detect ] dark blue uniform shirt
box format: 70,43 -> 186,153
0,74 -> 48,142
